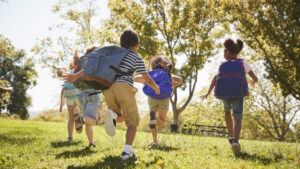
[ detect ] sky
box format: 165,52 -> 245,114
0,0 -> 218,117
0,0 -> 111,117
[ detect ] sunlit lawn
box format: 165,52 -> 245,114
0,118 -> 299,169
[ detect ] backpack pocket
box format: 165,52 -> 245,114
215,75 -> 244,99
84,55 -> 101,75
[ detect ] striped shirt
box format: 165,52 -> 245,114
115,50 -> 147,86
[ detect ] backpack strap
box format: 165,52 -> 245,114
110,65 -> 134,76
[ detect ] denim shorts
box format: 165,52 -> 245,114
78,91 -> 100,123
222,98 -> 244,117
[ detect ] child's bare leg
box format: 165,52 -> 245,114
233,116 -> 242,140
67,105 -> 76,138
116,114 -> 124,122
85,116 -> 94,144
151,111 -> 158,143
151,126 -> 158,144
157,110 -> 167,128
225,110 -> 234,137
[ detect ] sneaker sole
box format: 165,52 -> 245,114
104,109 -> 116,137
74,113 -> 83,133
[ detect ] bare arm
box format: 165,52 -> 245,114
171,74 -> 183,88
141,73 -> 160,94
248,70 -> 258,86
0,86 -> 13,93
57,69 -> 63,78
59,87 -> 65,112
133,75 -> 145,84
63,70 -> 84,83
200,75 -> 217,100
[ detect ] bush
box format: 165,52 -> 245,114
31,109 -> 68,122
0,112 -> 21,120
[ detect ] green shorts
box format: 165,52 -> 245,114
148,97 -> 169,111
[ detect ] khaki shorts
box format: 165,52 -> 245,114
103,82 -> 139,127
148,97 -> 169,111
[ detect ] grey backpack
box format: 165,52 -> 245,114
74,45 -> 132,90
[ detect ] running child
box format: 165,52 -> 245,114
57,49 -> 81,142
201,38 -> 258,154
134,56 -> 182,145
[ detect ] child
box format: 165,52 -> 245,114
64,29 -> 160,160
57,49 -> 81,142
74,47 -> 101,147
134,56 -> 182,145
201,38 -> 258,154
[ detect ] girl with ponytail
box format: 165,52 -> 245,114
200,38 -> 258,154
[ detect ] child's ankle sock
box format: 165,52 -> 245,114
123,144 -> 132,154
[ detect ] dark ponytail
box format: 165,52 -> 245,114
236,39 -> 244,55
223,38 -> 244,56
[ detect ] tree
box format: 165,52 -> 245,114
0,35 -> 37,119
221,0 -> 300,100
32,0 -> 106,73
245,78 -> 300,141
107,0 -> 220,126
0,80 -> 11,111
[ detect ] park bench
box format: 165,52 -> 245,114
181,124 -> 228,137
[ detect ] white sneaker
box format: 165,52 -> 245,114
104,109 -> 117,137
121,151 -> 135,160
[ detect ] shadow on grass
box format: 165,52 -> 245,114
0,134 -> 36,145
235,152 -> 277,165
56,147 -> 97,159
67,155 -> 137,169
51,140 -> 82,148
148,144 -> 179,152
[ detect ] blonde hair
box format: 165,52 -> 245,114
69,49 -> 79,69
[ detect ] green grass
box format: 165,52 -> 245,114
0,118 -> 299,169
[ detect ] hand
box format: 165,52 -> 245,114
200,93 -> 209,100
5,87 -> 13,92
57,69 -> 63,77
63,73 -> 77,83
154,86 -> 160,95
249,80 -> 255,86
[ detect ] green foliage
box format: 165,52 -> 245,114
0,119 -> 299,168
245,77 -> 300,141
107,0 -> 221,124
32,0 -> 107,74
0,35 -> 37,119
32,109 -> 68,122
181,89 -> 225,127
220,0 -> 300,100
0,80 -> 10,110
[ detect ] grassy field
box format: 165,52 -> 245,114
0,118 -> 299,169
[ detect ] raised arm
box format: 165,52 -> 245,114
59,87 -> 65,112
0,86 -> 13,93
200,75 -> 217,100
248,70 -> 258,86
63,70 -> 84,83
133,75 -> 145,84
171,74 -> 183,88
141,73 -> 160,94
